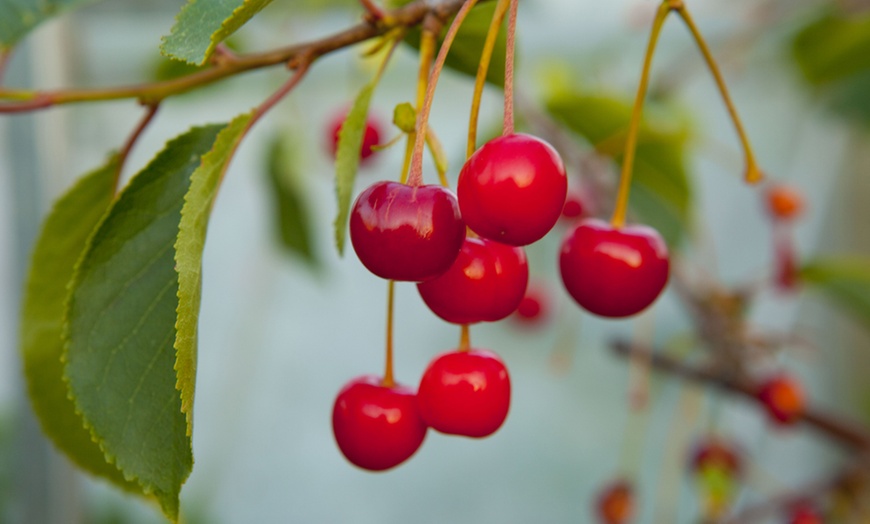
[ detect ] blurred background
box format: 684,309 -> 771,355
1,0 -> 870,522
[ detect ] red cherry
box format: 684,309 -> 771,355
787,504 -> 823,524
758,374 -> 805,425
328,111 -> 382,163
689,437 -> 742,477
350,181 -> 465,281
559,218 -> 669,318
561,193 -> 586,221
331,376 -> 427,471
765,184 -> 804,222
596,479 -> 634,524
458,133 -> 567,246
513,282 -> 551,326
416,237 -> 528,324
417,349 -> 510,438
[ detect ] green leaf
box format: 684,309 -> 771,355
546,91 -> 693,247
175,112 -> 252,434
395,1 -> 506,87
160,0 -> 272,65
333,82 -> 376,255
63,124 -> 225,521
0,0 -> 101,48
20,156 -> 140,493
266,135 -> 318,265
792,10 -> 870,86
801,257 -> 870,329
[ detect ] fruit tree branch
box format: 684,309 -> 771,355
611,340 -> 870,451
0,0 -> 491,113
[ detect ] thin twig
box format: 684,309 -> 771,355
0,0 -> 492,113
113,103 -> 160,193
0,48 -> 12,86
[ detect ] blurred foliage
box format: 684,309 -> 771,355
792,6 -> 870,125
801,257 -> 870,331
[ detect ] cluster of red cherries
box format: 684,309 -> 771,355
330,125 -> 672,472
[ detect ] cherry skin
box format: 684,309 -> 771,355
561,193 -> 586,221
458,133 -> 567,246
765,183 -> 804,222
596,479 -> 634,524
417,237 -> 528,324
513,281 -> 551,326
559,218 -> 669,318
690,437 -> 742,478
331,375 -> 427,472
757,373 -> 805,425
350,181 -> 465,281
787,504 -> 823,524
328,111 -> 382,163
417,349 -> 510,438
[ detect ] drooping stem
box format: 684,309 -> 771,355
113,103 -> 160,194
502,0 -> 519,136
610,1 -> 671,228
408,0 -> 479,187
459,324 -> 471,351
467,0 -> 510,158
400,24 -> 438,184
383,280 -> 396,387
0,48 -> 12,86
674,3 -> 763,184
360,0 -> 386,21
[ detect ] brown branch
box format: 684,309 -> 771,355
611,340 -> 870,451
0,0 -> 489,113
0,48 -> 12,86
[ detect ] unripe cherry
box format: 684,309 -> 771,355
765,183 -> 805,222
596,479 -> 634,524
757,373 -> 805,425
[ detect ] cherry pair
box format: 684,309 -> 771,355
332,349 -> 510,471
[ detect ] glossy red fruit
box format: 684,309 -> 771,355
332,376 -> 427,471
513,282 -> 551,326
350,181 -> 465,281
561,193 -> 586,221
596,479 -> 634,524
559,218 -> 669,318
758,374 -> 805,425
690,437 -> 742,477
328,111 -> 382,163
417,349 -> 510,438
458,133 -> 567,246
765,184 -> 804,221
417,237 -> 528,324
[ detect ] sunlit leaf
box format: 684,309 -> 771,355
175,112 -> 252,435
546,91 -> 693,247
801,257 -> 870,330
63,124 -> 225,521
333,82 -> 376,255
266,135 -> 318,266
161,0 -> 272,65
20,155 -> 139,492
0,0 -> 102,48
792,9 -> 870,86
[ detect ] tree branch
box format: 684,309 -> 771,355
0,0 -> 489,113
611,340 -> 870,451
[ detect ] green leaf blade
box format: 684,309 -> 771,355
801,257 -> 870,329
20,156 -> 140,492
175,112 -> 252,434
333,82 -> 376,255
160,0 -> 272,65
0,0 -> 101,48
63,124 -> 225,521
266,135 -> 318,265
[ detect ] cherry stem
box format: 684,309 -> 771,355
467,0 -> 510,158
400,25 -> 437,185
459,324 -> 471,351
383,280 -> 396,387
113,103 -> 160,194
610,1 -> 670,229
408,0 -> 479,187
502,0 -> 518,136
360,0 -> 386,22
673,3 -> 762,184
